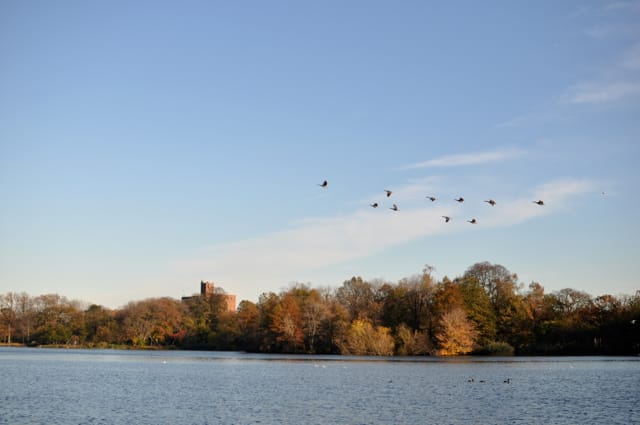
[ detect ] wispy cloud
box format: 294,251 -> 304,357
174,178 -> 594,301
495,114 -> 528,129
585,23 -> 639,39
565,81 -> 640,104
604,1 -> 640,12
621,42 -> 640,69
176,206 -> 453,300
403,148 -> 526,169
569,31 -> 640,105
480,178 -> 595,227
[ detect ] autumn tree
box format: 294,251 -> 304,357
298,288 -> 330,353
522,282 -> 547,327
336,319 -> 394,356
433,277 -> 465,317
336,276 -> 381,323
119,298 -> 185,346
235,300 -> 261,351
435,307 -> 478,356
270,293 -> 304,353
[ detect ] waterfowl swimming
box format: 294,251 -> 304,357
533,200 -> 544,205
385,190 -> 393,197
485,199 -> 496,206
318,180 -> 328,188
427,196 -> 437,202
455,197 -> 464,203
390,204 -> 399,211
467,218 -> 477,224
370,203 -> 379,208
442,216 -> 451,223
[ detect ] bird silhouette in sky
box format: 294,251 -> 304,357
442,216 -> 451,223
318,180 -> 328,188
385,190 -> 393,197
533,200 -> 544,205
485,199 -> 496,206
390,204 -> 399,211
455,197 -> 464,203
370,203 -> 379,208
427,196 -> 437,202
467,218 -> 477,224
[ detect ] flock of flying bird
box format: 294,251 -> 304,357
318,179 -> 546,224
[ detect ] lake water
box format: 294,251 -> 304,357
1,347 -> 638,425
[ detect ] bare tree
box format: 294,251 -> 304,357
0,293 -> 17,343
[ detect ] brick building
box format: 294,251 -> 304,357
182,280 -> 236,312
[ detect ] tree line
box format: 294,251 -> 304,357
1,262 -> 639,355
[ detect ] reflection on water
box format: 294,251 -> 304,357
1,347 -> 638,424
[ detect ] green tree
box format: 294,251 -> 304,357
456,276 -> 497,349
182,292 -> 230,347
84,304 -> 117,345
256,292 -> 281,352
31,294 -> 82,345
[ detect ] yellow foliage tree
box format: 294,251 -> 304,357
337,319 -> 394,356
436,308 -> 478,356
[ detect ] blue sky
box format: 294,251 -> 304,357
1,1 -> 639,308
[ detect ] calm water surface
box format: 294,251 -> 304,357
1,347 -> 638,424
